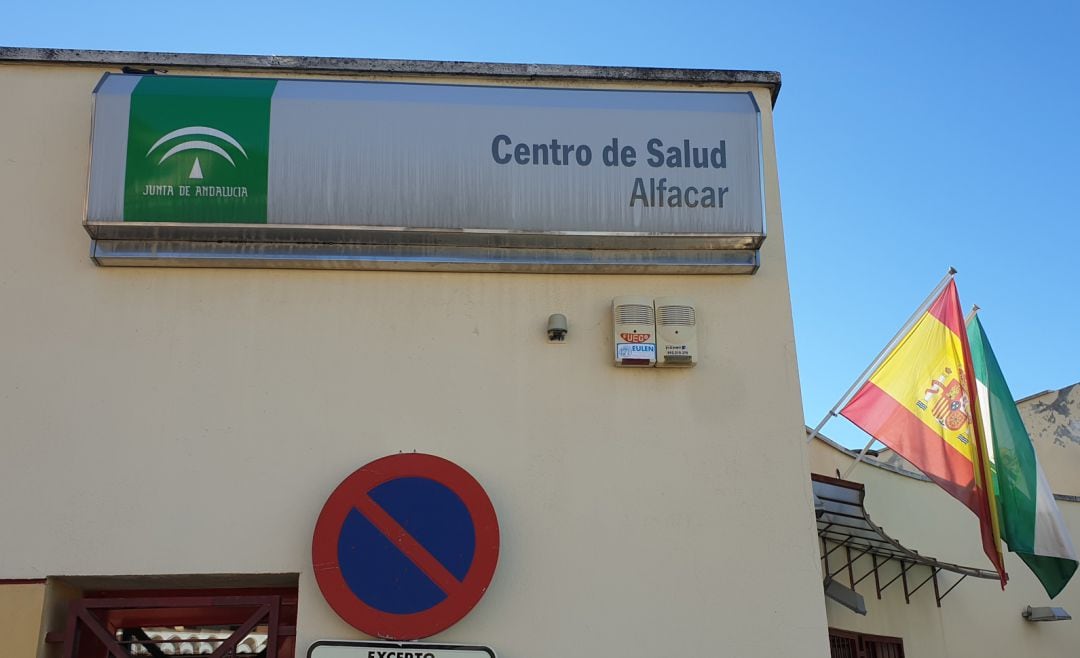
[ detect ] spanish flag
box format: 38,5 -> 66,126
840,280 -> 1008,585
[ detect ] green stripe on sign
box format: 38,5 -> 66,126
123,76 -> 276,223
969,314 -> 1078,598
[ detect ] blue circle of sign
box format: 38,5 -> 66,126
337,477 -> 476,615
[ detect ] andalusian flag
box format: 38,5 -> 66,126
840,280 -> 1007,584
968,314 -> 1078,598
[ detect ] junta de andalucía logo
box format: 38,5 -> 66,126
140,125 -> 251,199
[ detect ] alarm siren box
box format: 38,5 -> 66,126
655,297 -> 697,367
612,296 -> 656,367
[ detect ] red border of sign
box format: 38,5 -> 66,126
312,453 -> 500,640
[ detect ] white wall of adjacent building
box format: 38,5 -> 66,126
1019,384 -> 1080,498
811,438 -> 1080,658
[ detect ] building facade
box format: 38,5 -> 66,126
0,49 -> 830,658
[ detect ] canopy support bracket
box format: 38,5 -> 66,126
901,560 -> 911,604
936,573 -> 968,606
908,567 -> 940,600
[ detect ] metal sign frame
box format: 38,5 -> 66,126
83,72 -> 770,274
308,640 -> 496,658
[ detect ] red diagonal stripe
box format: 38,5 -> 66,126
927,280 -> 964,337
352,494 -> 464,598
842,381 -> 977,510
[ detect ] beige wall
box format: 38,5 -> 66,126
0,62 -> 829,657
811,439 -> 1080,657
0,583 -> 45,658
1019,384 -> 1080,497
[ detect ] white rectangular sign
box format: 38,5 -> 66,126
88,74 -> 764,237
617,342 -> 657,360
309,641 -> 495,658
86,73 -> 767,273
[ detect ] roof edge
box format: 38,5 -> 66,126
1015,389 -> 1054,404
1007,381 -> 1077,405
807,427 -> 931,483
0,47 -> 781,105
806,426 -> 1079,503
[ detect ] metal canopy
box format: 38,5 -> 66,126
813,473 -> 997,608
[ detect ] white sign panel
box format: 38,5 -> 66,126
309,641 -> 495,658
616,342 -> 657,360
85,73 -> 768,273
88,74 -> 764,236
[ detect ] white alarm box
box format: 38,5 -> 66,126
655,297 -> 697,367
612,296 -> 656,367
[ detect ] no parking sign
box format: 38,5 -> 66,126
312,454 -> 500,640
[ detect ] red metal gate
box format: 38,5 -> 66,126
60,594 -> 293,658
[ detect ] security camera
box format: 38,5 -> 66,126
547,314 -> 568,341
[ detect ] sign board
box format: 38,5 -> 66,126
312,454 -> 500,640
309,641 -> 495,658
86,73 -> 767,273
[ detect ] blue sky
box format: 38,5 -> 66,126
5,1 -> 1078,447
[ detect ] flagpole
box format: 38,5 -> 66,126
839,266 -> 956,478
806,267 -> 957,452
956,304 -> 1009,586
